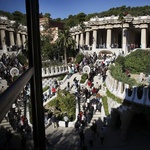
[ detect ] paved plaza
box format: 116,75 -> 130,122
45,125 -> 150,150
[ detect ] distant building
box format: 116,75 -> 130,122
0,16 -> 65,54
0,16 -> 27,53
39,17 -> 65,43
70,15 -> 150,55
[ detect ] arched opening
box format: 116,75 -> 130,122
116,114 -> 122,129
128,88 -> 133,96
137,86 -> 144,99
128,113 -> 148,134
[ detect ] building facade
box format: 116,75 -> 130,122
0,16 -> 27,53
70,15 -> 150,55
0,16 -> 66,55
39,17 -> 65,43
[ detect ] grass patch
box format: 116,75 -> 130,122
102,96 -> 109,116
106,88 -> 122,104
43,86 -> 49,92
58,74 -> 66,81
80,73 -> 88,83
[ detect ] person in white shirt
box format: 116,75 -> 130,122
64,114 -> 69,127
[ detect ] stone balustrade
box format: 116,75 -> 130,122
106,70 -> 150,106
42,65 -> 69,77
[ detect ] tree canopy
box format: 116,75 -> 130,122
0,10 -> 26,25
1,5 -> 150,28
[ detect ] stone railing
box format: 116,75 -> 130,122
105,70 -> 150,106
42,65 -> 69,77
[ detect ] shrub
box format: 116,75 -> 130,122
17,54 -> 28,66
43,86 -> 49,92
109,63 -> 137,87
115,55 -> 125,68
58,74 -> 66,81
102,96 -> 109,116
124,49 -> 150,74
74,53 -> 84,64
47,90 -> 76,121
80,73 -> 88,83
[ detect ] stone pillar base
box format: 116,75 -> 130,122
141,44 -> 146,49
2,45 -> 7,53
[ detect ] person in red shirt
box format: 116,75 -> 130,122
92,87 -> 97,95
87,79 -> 92,88
51,87 -> 56,95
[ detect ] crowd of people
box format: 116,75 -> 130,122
0,53 -> 31,149
0,53 -> 24,86
67,52 -> 113,149
0,51 -> 115,149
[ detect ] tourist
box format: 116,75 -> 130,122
51,114 -> 57,128
74,121 -> 80,134
63,114 -> 69,127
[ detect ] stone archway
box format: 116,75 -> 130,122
109,108 -> 122,130
128,113 -> 148,133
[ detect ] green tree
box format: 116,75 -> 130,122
12,11 -> 26,25
40,18 -> 56,61
54,18 -> 62,22
43,13 -> 51,19
56,29 -> 76,64
0,10 -> 14,20
76,12 -> 86,24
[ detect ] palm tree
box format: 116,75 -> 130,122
56,29 -> 76,64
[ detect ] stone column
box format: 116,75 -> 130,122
9,31 -> 15,46
51,66 -> 54,74
122,23 -> 129,55
80,33 -> 84,47
85,31 -> 90,46
72,35 -> 75,40
92,29 -> 97,50
76,33 -> 79,48
122,28 -> 128,54
16,32 -> 21,48
106,28 -> 111,49
0,29 -> 7,52
140,24 -> 148,49
22,34 -> 26,49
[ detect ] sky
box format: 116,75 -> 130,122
0,0 -> 150,19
